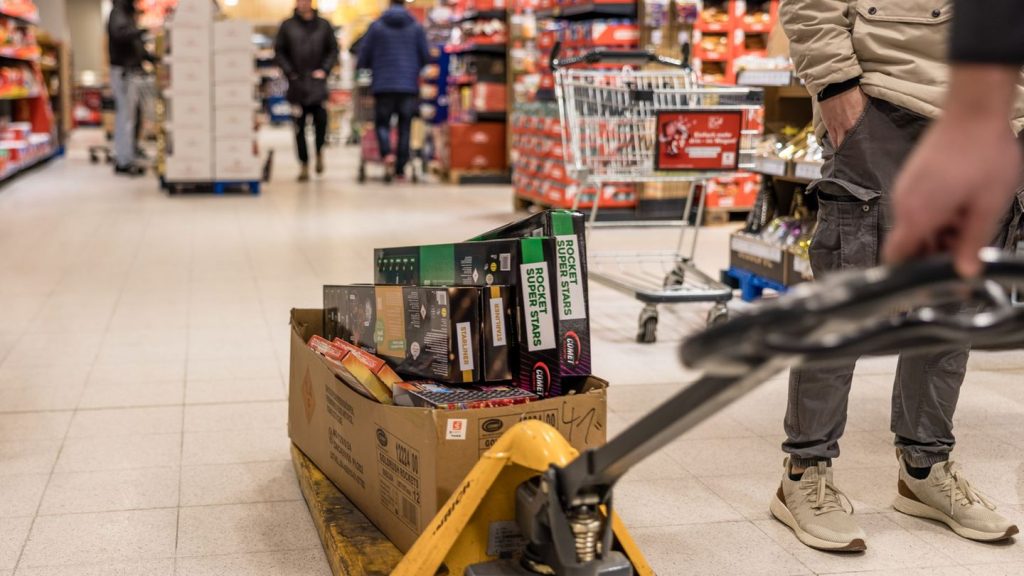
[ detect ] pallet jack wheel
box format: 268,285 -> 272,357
706,303 -> 729,327
637,305 -> 658,343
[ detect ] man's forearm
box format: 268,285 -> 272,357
944,65 -> 1019,124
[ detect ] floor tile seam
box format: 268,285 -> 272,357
234,208 -> 285,389
176,218 -> 196,575
34,504 -> 181,518
172,544 -> 326,560
176,497 -> 306,510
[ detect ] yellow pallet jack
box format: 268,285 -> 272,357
325,249 -> 1024,576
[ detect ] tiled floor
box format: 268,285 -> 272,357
1,127 -> 1023,575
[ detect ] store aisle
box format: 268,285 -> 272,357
0,127 -> 1023,575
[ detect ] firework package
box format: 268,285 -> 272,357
306,335 -> 398,404
375,232 -> 583,397
324,284 -> 510,385
393,381 -> 537,410
468,210 -> 592,382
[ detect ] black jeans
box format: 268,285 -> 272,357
294,103 -> 327,165
374,92 -> 417,175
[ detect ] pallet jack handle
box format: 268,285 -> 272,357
523,249 -> 1024,575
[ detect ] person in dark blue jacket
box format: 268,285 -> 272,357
357,0 -> 429,180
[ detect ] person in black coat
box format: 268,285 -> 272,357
107,0 -> 148,176
275,0 -> 339,181
357,0 -> 429,180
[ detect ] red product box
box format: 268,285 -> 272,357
471,82 -> 507,112
591,23 -> 640,47
448,123 -> 507,170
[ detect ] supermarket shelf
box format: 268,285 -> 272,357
0,47 -> 39,63
0,90 -> 40,100
535,2 -> 637,20
446,42 -> 507,55
454,8 -> 506,22
0,146 -> 56,185
694,52 -> 728,63
740,22 -> 773,33
0,9 -> 38,25
695,20 -> 730,33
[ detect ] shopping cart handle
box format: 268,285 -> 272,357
549,41 -> 686,70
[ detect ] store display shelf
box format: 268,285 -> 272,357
694,52 -> 729,63
740,22 -> 772,33
695,20 -> 730,33
0,145 -> 55,184
454,8 -> 506,22
0,90 -> 39,99
0,8 -> 38,25
445,42 -> 507,54
0,47 -> 39,62
535,2 -> 636,20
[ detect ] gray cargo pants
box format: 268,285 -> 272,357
784,97 -> 973,470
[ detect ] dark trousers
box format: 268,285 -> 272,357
783,97 -> 972,470
294,103 -> 327,165
374,92 -> 417,175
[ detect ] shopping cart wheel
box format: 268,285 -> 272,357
706,303 -> 729,327
637,305 -> 659,344
357,163 -> 366,183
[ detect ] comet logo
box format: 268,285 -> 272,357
533,362 -> 551,396
563,332 -> 581,366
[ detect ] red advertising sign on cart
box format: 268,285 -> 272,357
654,110 -> 743,171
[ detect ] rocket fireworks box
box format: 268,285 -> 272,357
374,237 -> 571,397
324,285 -> 493,385
469,210 -> 592,381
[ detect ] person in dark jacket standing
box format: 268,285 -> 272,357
107,0 -> 148,176
357,0 -> 429,181
275,0 -> 339,181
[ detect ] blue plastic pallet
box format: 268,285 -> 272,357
163,179 -> 260,196
725,266 -> 789,302
213,181 -> 260,195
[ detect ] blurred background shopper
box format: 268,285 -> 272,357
275,0 -> 339,181
357,0 -> 429,182
106,0 -> 148,177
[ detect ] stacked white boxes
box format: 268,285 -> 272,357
165,0 -> 214,181
213,19 -> 260,181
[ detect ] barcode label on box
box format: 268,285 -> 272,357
401,496 -> 419,528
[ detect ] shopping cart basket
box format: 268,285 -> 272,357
551,44 -> 764,342
355,73 -> 423,183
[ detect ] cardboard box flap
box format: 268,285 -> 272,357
291,308 -> 323,342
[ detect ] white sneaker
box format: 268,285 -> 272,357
770,458 -> 867,552
894,458 -> 1018,542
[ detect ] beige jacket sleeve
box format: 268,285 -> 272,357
779,0 -> 863,96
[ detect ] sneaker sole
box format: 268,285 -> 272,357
770,492 -> 867,552
893,495 -> 1020,542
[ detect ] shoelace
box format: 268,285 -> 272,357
938,462 -> 996,515
800,464 -> 854,516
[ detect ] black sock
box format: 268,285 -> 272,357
905,462 -> 932,480
789,460 -> 829,481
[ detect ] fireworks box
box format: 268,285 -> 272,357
469,210 -> 592,382
375,237 -> 572,397
324,285 -> 503,385
306,335 -> 396,404
393,381 -> 536,410
288,308 -> 608,553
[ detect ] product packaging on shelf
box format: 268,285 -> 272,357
324,284 -> 505,385
289,308 -> 607,552
470,210 -> 592,389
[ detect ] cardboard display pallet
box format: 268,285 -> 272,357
292,443 -> 404,576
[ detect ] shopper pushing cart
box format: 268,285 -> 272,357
357,0 -> 430,183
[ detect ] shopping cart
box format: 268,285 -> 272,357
551,43 -> 764,342
355,72 -> 427,184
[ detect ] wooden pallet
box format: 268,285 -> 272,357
162,179 -> 260,195
292,444 -> 403,576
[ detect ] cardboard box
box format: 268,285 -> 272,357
214,157 -> 261,180
323,285 -> 490,384
214,107 -> 256,139
470,211 -> 592,382
471,82 -> 507,113
168,98 -> 212,130
288,308 -> 607,552
213,19 -> 253,53
214,83 -> 255,108
165,156 -> 212,181
447,123 -> 506,171
170,61 -> 212,93
170,27 -> 211,60
214,51 -> 256,84
169,1 -> 214,29
169,128 -> 212,160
